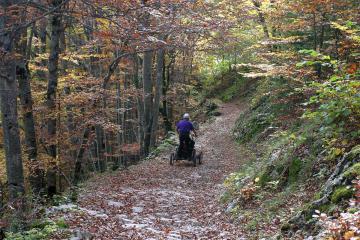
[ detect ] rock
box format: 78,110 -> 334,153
225,199 -> 237,213
108,200 -> 125,208
71,230 -> 93,240
132,206 -> 144,213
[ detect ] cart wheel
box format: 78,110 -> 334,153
192,149 -> 196,167
198,152 -> 203,165
170,153 -> 174,165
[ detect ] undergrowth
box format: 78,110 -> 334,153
221,55 -> 360,237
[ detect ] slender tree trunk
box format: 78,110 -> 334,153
142,51 -> 153,155
312,12 -> 317,50
334,29 -> 340,59
132,54 -> 145,157
37,18 -> 48,79
161,53 -> 174,133
26,25 -> 34,60
39,18 -> 47,54
74,128 -> 91,184
161,66 -> 169,124
115,81 -> 123,169
122,73 -> 130,165
16,31 -> 44,195
0,0 -> 25,202
140,0 -> 153,155
150,48 -> 165,148
46,0 -> 63,194
319,13 -> 326,51
95,126 -> 106,172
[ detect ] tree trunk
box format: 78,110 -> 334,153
150,48 -> 165,148
115,81 -> 123,169
161,53 -> 174,133
132,54 -> 145,157
142,51 -> 153,155
16,30 -> 44,195
319,13 -> 326,51
312,12 -> 317,50
95,126 -> 106,172
26,25 -> 34,60
74,128 -> 91,184
39,18 -> 47,54
0,0 -> 25,202
46,0 -> 63,194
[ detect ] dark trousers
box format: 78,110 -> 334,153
178,133 -> 194,157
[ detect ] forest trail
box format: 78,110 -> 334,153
50,101 -> 247,239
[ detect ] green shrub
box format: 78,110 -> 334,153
330,186 -> 354,203
5,220 -> 61,240
300,51 -> 360,154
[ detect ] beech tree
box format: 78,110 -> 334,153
0,0 -> 25,202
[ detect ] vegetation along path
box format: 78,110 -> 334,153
49,101 -> 247,239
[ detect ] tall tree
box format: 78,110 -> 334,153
46,0 -> 64,194
142,50 -> 153,155
17,29 -> 43,195
0,0 -> 25,201
150,47 -> 165,149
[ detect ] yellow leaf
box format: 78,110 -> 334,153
334,148 -> 342,156
343,231 -> 355,240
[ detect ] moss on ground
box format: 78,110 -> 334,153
344,163 -> 360,178
331,186 -> 354,203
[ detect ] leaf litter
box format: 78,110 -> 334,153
48,102 -> 248,239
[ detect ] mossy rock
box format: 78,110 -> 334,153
344,163 -> 360,178
330,186 -> 354,203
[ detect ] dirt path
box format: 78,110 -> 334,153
51,102 -> 246,240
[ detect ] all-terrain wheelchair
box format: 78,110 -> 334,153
169,135 -> 203,167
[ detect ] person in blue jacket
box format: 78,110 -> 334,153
176,113 -> 197,157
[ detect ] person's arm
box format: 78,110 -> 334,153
190,122 -> 197,137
